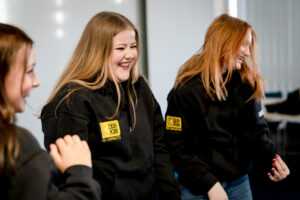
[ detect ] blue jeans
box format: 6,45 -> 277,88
181,174 -> 253,200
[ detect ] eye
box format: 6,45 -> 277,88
26,69 -> 34,74
115,47 -> 124,50
130,45 -> 137,49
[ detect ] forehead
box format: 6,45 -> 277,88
113,29 -> 136,44
11,45 -> 34,70
12,45 -> 26,67
243,29 -> 252,42
27,47 -> 35,66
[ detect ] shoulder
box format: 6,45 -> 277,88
15,126 -> 47,167
231,72 -> 255,100
41,84 -> 94,119
134,76 -> 151,91
134,76 -> 154,97
16,126 -> 40,150
58,83 -> 94,103
168,76 -> 204,100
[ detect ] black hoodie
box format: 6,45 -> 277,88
164,71 -> 276,193
1,126 -> 101,200
41,77 -> 181,200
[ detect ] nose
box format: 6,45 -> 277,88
32,72 -> 40,88
125,48 -> 134,59
244,47 -> 250,57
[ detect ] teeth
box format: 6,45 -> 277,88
120,63 -> 129,67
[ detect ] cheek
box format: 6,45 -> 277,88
111,52 -> 122,63
133,50 -> 138,59
21,77 -> 32,93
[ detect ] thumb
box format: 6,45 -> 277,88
49,144 -> 63,172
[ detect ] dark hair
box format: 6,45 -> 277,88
0,23 -> 33,177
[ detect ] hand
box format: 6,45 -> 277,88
207,182 -> 228,200
268,154 -> 290,182
50,135 -> 92,173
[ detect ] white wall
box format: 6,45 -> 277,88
238,0 -> 300,97
2,0 -> 299,147
146,0 -> 228,115
1,0 -> 141,147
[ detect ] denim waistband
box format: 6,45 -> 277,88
221,174 -> 249,188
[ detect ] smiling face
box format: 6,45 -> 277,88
109,28 -> 137,82
235,29 -> 252,70
4,46 -> 40,113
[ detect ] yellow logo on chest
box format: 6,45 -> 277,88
99,120 -> 121,142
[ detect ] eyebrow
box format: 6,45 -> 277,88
28,63 -> 36,68
114,41 -> 137,45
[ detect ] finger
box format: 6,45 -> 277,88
267,172 -> 277,182
275,154 -> 285,168
275,155 -> 290,176
55,137 -> 65,149
271,167 -> 281,180
49,144 -> 62,168
81,140 -> 89,149
273,159 -> 283,173
63,135 -> 73,145
72,134 -> 81,144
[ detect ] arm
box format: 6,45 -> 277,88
241,99 -> 290,180
164,89 -> 218,193
208,182 -> 229,200
152,98 -> 181,200
49,135 -> 101,200
10,129 -> 101,200
41,91 -> 92,150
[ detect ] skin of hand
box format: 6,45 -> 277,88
49,135 -> 92,173
207,182 -> 229,200
268,154 -> 290,182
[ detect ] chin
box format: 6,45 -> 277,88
15,107 -> 25,113
117,75 -> 130,82
235,64 -> 242,70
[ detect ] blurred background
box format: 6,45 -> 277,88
1,0 -> 299,199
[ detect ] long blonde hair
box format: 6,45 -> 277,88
0,23 -> 33,176
175,13 -> 264,102
45,11 -> 140,129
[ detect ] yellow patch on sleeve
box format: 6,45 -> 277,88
166,116 -> 182,131
99,120 -> 121,142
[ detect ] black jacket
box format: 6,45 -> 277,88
1,126 -> 101,200
41,77 -> 181,200
164,72 -> 276,193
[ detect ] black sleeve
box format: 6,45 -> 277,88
8,129 -> 101,200
41,92 -> 92,150
151,95 -> 181,200
241,99 -> 276,168
48,165 -> 101,200
164,90 -> 218,192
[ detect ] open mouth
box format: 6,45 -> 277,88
238,56 -> 244,63
119,62 -> 130,70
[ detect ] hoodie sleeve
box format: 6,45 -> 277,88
164,89 -> 218,193
240,98 -> 276,169
8,128 -> 101,200
41,91 -> 93,151
151,97 -> 182,200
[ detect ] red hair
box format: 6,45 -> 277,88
175,14 -> 264,102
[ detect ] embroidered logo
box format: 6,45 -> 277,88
258,109 -> 264,117
99,120 -> 121,142
166,116 -> 182,131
